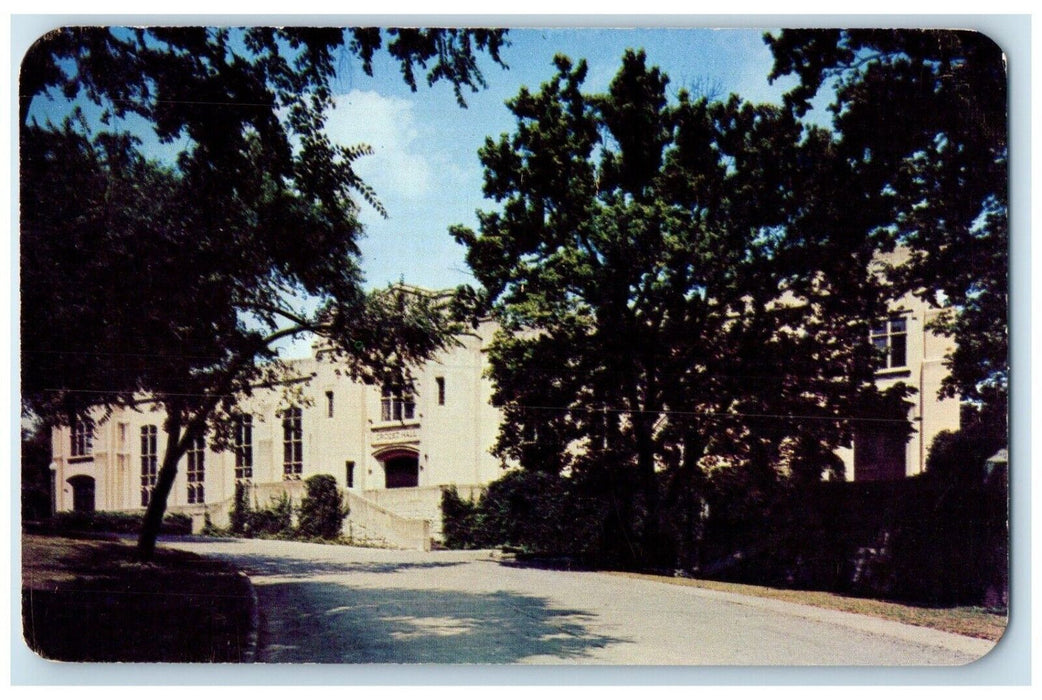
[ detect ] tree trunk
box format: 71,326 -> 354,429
136,421 -> 184,561
635,415 -> 661,565
678,432 -> 707,571
132,356 -> 251,560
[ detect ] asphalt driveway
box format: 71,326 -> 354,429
165,537 -> 996,665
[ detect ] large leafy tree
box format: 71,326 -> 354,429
20,26 -> 507,558
765,29 -> 1008,435
453,51 -> 902,566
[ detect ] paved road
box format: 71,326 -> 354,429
165,537 -> 995,665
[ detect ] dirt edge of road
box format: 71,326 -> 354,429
608,571 -> 1007,642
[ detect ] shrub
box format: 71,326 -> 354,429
441,486 -> 479,549
199,511 -> 223,536
245,493 -> 295,537
228,482 -> 295,538
925,428 -> 1003,485
297,474 -> 348,540
229,481 -> 251,534
477,470 -> 569,552
440,470 -> 573,554
45,511 -> 192,535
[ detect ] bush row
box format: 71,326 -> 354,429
34,510 -> 193,536
697,473 -> 1007,607
223,474 -> 348,542
440,468 -> 635,566
443,455 -> 1008,607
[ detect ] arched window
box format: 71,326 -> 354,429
70,419 -> 94,459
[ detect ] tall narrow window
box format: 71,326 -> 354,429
871,317 -> 908,369
140,425 -> 158,506
326,390 -> 334,418
234,415 -> 253,481
346,460 -> 355,489
381,383 -> 415,421
282,407 -> 303,478
186,435 -> 205,504
436,377 -> 446,406
70,419 -> 94,459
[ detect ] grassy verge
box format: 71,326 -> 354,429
22,534 -> 253,662
609,571 -> 1007,642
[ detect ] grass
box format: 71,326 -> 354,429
609,571 -> 1008,642
21,534 -> 254,662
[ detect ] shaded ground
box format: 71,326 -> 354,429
21,534 -> 253,662
257,581 -> 619,663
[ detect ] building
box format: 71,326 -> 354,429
839,248 -> 962,481
48,288 -> 961,546
50,321 -> 504,548
839,289 -> 961,480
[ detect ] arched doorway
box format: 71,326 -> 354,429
376,448 -> 420,488
67,475 -> 95,513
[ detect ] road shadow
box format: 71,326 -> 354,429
498,555 -> 590,571
218,552 -> 468,578
255,581 -> 628,663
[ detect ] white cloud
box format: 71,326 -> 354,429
324,90 -> 433,203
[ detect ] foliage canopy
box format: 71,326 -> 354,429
766,29 -> 1008,424
20,26 -> 507,557
453,50 -> 918,565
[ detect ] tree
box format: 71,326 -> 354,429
297,474 -> 348,540
22,420 -> 53,520
765,29 -> 1008,435
452,51 -> 904,567
20,26 -> 507,559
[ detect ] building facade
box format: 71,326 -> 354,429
838,290 -> 961,481
49,321 -> 504,545
48,293 -> 961,543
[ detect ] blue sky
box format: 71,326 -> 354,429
320,28 -> 799,292
23,26 -> 806,358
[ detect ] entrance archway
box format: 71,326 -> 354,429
376,448 -> 420,488
67,475 -> 95,513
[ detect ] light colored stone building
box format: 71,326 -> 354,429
837,290 -> 962,481
50,321 -> 504,548
48,287 -> 961,545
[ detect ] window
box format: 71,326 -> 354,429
282,407 -> 303,478
871,317 -> 907,370
381,383 -> 415,422
234,415 -> 253,481
346,460 -> 355,489
326,390 -> 334,418
436,377 -> 445,406
70,419 -> 94,459
140,425 -> 158,506
186,435 -> 205,504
